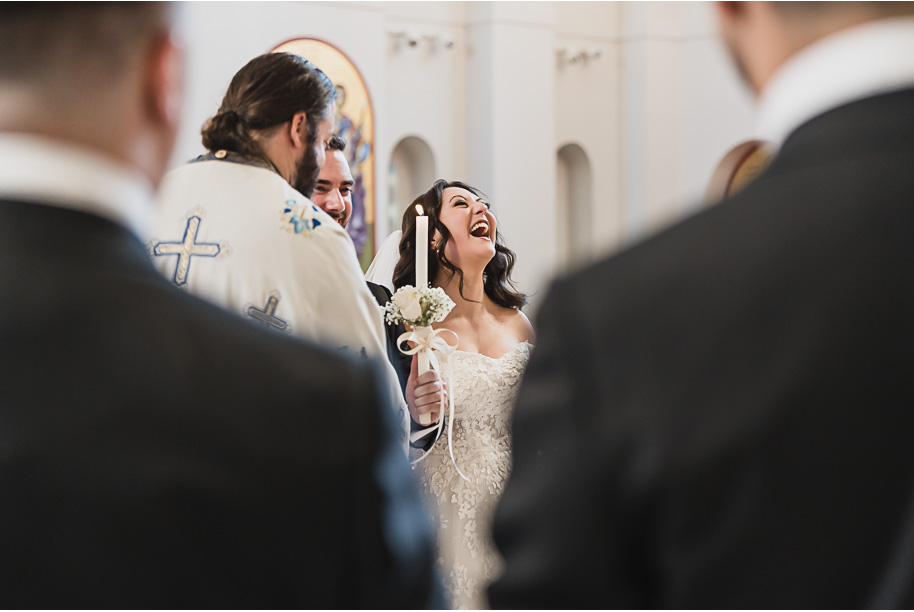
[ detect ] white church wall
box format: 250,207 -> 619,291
555,2 -> 624,266
467,3 -> 558,309
378,1 -> 469,24
677,19 -> 756,212
619,1 -> 755,246
170,1 -> 756,312
621,2 -> 688,244
382,6 -> 470,236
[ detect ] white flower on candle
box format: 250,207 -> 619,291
385,283 -> 458,429
394,287 -> 423,321
385,285 -> 455,328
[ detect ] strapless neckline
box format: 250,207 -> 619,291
453,340 -> 532,361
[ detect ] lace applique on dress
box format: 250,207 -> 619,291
416,341 -> 532,610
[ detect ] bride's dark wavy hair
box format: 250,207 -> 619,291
393,179 -> 526,310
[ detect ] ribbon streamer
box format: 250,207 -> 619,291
399,326 -> 469,481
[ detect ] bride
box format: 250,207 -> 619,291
389,179 -> 535,609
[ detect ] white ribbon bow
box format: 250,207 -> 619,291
398,326 -> 469,481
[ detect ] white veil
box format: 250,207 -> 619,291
364,230 -> 403,293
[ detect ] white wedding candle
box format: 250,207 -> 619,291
415,205 -> 428,289
415,205 -> 432,425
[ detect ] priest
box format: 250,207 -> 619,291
148,53 -> 410,444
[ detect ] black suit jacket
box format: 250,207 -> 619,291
366,281 -> 441,452
367,281 -> 411,394
490,89 -> 914,608
0,201 -> 438,608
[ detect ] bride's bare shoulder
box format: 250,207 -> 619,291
514,309 -> 535,344
494,304 -> 535,344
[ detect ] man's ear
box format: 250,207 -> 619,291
289,111 -> 308,149
143,31 -> 184,129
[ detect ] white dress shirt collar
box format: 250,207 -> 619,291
0,133 -> 155,238
758,17 -> 914,149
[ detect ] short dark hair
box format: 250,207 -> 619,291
771,1 -> 914,19
393,179 -> 526,310
201,53 -> 338,160
0,2 -> 170,88
327,134 -> 347,153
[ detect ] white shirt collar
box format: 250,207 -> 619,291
0,133 -> 155,238
758,16 -> 914,149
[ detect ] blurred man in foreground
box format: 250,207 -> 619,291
491,2 -> 914,608
0,3 -> 437,607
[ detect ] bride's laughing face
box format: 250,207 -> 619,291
435,186 -> 497,268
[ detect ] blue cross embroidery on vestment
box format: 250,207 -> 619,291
245,292 -> 291,332
148,212 -> 228,289
282,200 -> 322,235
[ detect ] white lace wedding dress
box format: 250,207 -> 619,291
417,341 -> 532,609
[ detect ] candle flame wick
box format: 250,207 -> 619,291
415,204 -> 424,216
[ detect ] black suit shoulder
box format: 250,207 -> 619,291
366,280 -> 393,306
0,201 -> 436,608
494,89 -> 914,608
366,280 -> 412,396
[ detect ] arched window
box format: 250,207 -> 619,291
387,136 -> 436,234
556,143 -> 593,269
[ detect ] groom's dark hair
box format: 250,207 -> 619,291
393,179 -> 526,310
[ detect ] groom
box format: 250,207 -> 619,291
491,1 -> 914,608
312,135 -> 444,436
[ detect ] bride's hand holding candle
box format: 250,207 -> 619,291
384,284 -> 457,429
406,353 -> 447,426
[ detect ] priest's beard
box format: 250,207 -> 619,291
292,139 -> 321,198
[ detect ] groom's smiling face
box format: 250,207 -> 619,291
311,149 -> 354,227
435,186 -> 497,268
